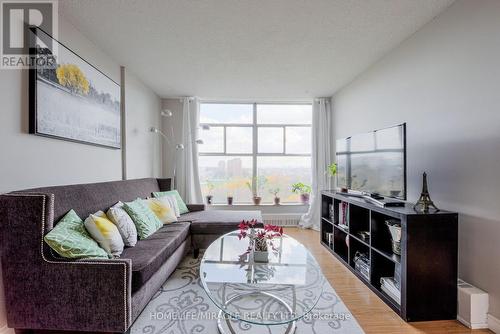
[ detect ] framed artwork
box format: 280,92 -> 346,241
29,27 -> 121,149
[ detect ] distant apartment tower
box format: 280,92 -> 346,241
227,158 -> 243,178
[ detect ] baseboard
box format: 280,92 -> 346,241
457,315 -> 472,328
488,313 -> 500,333
488,314 -> 500,333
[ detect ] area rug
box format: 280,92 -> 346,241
130,255 -> 365,334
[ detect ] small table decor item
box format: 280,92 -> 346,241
414,172 -> 439,213
386,219 -> 402,255
325,232 -> 333,248
238,220 -> 283,263
353,251 -> 370,281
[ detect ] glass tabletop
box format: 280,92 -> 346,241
200,231 -> 326,326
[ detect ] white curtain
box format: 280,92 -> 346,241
299,98 -> 332,230
177,97 -> 203,204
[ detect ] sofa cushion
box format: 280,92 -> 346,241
153,190 -> 189,214
121,222 -> 190,292
84,210 -> 124,257
107,201 -> 138,247
44,209 -> 109,259
142,198 -> 177,224
123,199 -> 163,239
178,210 -> 263,235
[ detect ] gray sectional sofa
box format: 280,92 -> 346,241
0,178 -> 263,333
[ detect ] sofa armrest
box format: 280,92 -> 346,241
26,258 -> 132,332
187,203 -> 206,212
0,193 -> 132,333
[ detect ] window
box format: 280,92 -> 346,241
198,103 -> 312,204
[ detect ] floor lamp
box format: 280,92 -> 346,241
151,109 -> 206,190
150,127 -> 184,189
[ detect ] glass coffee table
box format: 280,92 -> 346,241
200,231 -> 326,334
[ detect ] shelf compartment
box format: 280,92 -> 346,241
321,219 -> 334,250
321,194 -> 334,221
371,251 -> 401,307
349,237 -> 370,282
349,205 -> 370,243
333,226 -> 349,263
371,211 -> 401,257
335,200 -> 349,227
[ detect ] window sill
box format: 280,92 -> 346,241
208,203 -> 308,207
206,203 -> 309,214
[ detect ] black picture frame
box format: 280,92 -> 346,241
29,27 -> 121,149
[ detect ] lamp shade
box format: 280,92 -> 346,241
161,109 -> 173,117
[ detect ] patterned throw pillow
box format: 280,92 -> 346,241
152,190 -> 189,215
123,199 -> 163,239
84,211 -> 124,257
157,194 -> 180,217
44,210 -> 109,259
107,202 -> 138,247
143,198 -> 177,224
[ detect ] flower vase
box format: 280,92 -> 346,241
253,237 -> 269,263
253,250 -> 269,263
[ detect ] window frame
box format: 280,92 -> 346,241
199,101 -> 312,203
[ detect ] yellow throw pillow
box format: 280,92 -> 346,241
143,198 -> 178,224
84,211 -> 124,257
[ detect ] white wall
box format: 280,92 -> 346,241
125,72 -> 162,179
0,15 -> 161,333
332,0 -> 500,321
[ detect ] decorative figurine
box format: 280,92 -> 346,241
413,172 -> 439,213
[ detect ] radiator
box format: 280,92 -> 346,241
457,279 -> 489,329
262,214 -> 301,226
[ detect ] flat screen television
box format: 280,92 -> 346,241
336,123 -> 406,200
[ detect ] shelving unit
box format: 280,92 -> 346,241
320,190 -> 458,322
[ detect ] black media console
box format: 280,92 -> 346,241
320,190 -> 458,322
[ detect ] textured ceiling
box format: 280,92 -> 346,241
60,0 -> 455,99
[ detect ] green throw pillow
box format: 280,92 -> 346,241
123,199 -> 163,239
44,210 -> 109,259
152,190 -> 189,214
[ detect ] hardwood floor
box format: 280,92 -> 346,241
284,227 -> 492,334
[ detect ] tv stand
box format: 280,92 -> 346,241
320,190 -> 458,322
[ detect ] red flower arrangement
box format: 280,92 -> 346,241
238,219 -> 284,252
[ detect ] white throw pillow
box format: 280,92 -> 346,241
84,210 -> 124,257
157,194 -> 181,217
142,198 -> 178,224
107,201 -> 138,247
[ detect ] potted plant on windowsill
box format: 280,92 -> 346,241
225,179 -> 241,205
269,188 -> 280,205
292,182 -> 312,204
238,220 -> 284,263
205,181 -> 215,205
246,176 -> 267,205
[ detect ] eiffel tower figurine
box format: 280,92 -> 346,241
413,172 -> 439,213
